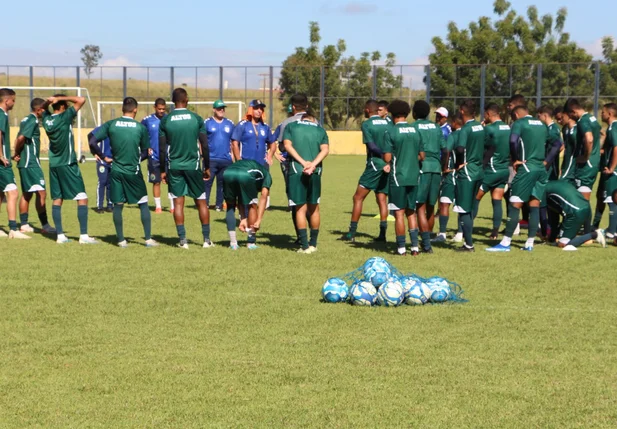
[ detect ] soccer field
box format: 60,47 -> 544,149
1,156 -> 616,428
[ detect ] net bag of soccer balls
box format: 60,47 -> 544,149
320,257 -> 467,307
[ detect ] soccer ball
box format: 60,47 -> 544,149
402,276 -> 431,306
426,277 -> 451,303
376,279 -> 404,307
321,278 -> 349,303
350,281 -> 378,306
363,257 -> 392,288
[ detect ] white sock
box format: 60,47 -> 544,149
454,232 -> 462,238
525,238 -> 535,248
398,247 -> 406,255
439,232 -> 446,238
411,246 -> 419,252
500,236 -> 512,247
228,231 -> 237,246
168,193 -> 175,210
154,197 -> 161,209
266,196 -> 270,208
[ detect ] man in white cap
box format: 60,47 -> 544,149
435,107 -> 451,140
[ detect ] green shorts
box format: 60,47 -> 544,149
0,167 -> 18,192
603,173 -> 617,203
439,173 -> 455,204
453,178 -> 481,214
358,161 -> 389,194
510,168 -> 547,203
110,170 -> 148,204
574,161 -> 599,192
480,168 -> 509,192
388,185 -> 417,211
288,169 -> 322,206
559,207 -> 591,243
223,168 -> 260,206
416,172 -> 440,206
19,167 -> 46,193
50,164 -> 87,200
168,169 -> 206,200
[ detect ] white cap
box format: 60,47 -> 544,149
435,107 -> 449,118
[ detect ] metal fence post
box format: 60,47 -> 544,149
536,64 -> 542,109
594,61 -> 600,118
219,66 -> 224,101
319,66 -> 325,126
170,67 -> 175,100
122,67 -> 127,99
29,66 -> 33,100
425,65 -> 431,104
76,66 -> 80,88
372,65 -> 377,99
269,66 -> 274,128
480,65 -> 486,118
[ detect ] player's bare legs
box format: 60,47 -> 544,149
153,182 -> 161,213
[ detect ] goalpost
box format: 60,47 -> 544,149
10,87 -> 96,161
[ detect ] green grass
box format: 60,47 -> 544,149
1,156 -> 617,428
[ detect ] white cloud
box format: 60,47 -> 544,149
582,38 -> 605,60
100,56 -> 140,67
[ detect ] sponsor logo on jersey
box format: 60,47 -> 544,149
499,125 -> 511,130
418,123 -> 437,130
398,127 -> 416,134
528,120 -> 543,126
471,125 -> 484,132
171,114 -> 192,121
372,119 -> 389,125
116,121 -> 137,128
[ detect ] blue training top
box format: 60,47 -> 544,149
141,114 -> 166,161
205,117 -> 234,161
231,119 -> 274,166
93,125 -> 112,166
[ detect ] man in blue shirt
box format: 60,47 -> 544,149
92,125 -> 112,213
141,98 -> 169,213
435,107 -> 451,140
231,99 -> 275,166
204,99 -> 234,211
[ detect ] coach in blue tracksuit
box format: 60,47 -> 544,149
204,99 -> 234,211
231,99 -> 275,166
92,125 -> 112,213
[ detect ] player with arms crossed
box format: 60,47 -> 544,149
42,94 -> 97,244
452,100 -> 485,252
142,98 -> 170,213
383,100 -> 425,256
473,103 -> 511,239
159,88 -> 212,249
600,103 -> 617,243
283,111 -> 330,254
89,97 -> 158,248
556,108 -> 577,184
487,105 -> 561,252
12,97 -> 55,235
204,100 -> 234,212
343,99 -> 391,243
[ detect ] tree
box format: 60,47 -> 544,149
80,45 -> 103,79
599,36 -> 617,102
427,1 -> 594,112
279,22 -> 402,129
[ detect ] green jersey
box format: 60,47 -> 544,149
17,114 -> 42,169
282,119 -> 329,174
602,120 -> 617,170
362,115 -> 391,168
545,180 -> 589,216
455,120 -> 485,181
413,119 -> 444,173
561,124 -> 577,180
574,113 -> 601,167
484,120 -> 511,172
159,108 -> 206,171
226,159 -> 272,190
43,107 -> 78,167
546,122 -> 562,179
383,122 -> 424,187
93,116 -> 150,175
0,107 -> 10,169
510,115 -> 549,171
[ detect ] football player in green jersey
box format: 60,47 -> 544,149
600,103 -> 617,243
159,88 -> 211,249
377,100 -> 392,123
283,111 -> 330,253
89,97 -> 158,248
474,103 -> 511,239
12,98 -> 56,235
343,100 -> 392,242
555,109 -> 577,183
0,88 -> 30,239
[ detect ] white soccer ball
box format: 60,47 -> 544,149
363,257 -> 392,288
321,278 -> 349,303
350,281 -> 378,306
426,277 -> 451,303
402,276 -> 431,306
376,279 -> 404,307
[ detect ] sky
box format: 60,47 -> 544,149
0,0 -> 610,88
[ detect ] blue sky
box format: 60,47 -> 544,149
0,0 -> 608,68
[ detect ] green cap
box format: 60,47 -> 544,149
213,99 -> 227,109
287,104 -> 293,114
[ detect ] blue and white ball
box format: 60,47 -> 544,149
363,257 -> 392,288
350,281 -> 377,306
321,278 -> 349,303
426,277 -> 451,303
376,279 -> 404,307
402,276 -> 431,306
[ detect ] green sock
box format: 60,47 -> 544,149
570,231 -> 597,247
439,215 -> 449,234
457,214 -> 463,233
77,205 -> 88,235
421,231 -> 432,250
52,205 -> 63,234
408,228 -> 419,248
349,221 -> 358,236
608,203 -> 617,235
461,213 -> 473,247
202,224 -> 210,241
472,199 -> 480,220
528,206 -> 540,241
505,206 -> 520,238
378,221 -> 387,238
176,224 -> 186,240
492,199 -> 503,230
139,203 -> 151,240
113,204 -> 124,242
584,212 -> 592,234
298,229 -> 308,250
8,220 -> 17,231
19,213 -> 28,226
226,206 -> 236,231
396,235 -> 406,250
247,229 -> 256,244
309,229 -> 319,247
